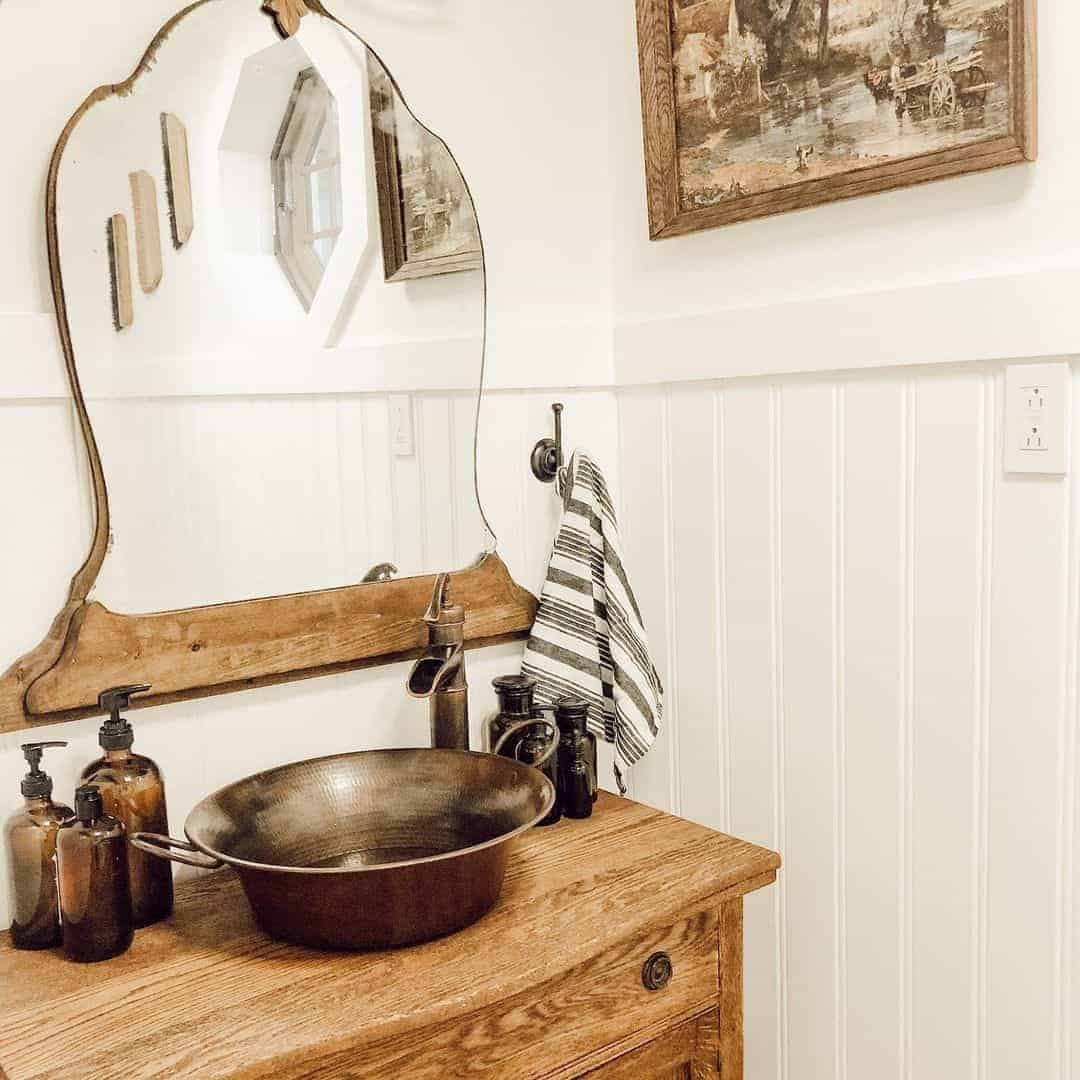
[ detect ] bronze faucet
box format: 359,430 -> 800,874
407,573 -> 469,750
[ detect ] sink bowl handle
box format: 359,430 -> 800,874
492,718 -> 558,770
131,832 -> 224,870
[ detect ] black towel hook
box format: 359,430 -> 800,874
530,402 -> 564,484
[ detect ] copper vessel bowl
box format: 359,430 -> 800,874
131,749 -> 555,950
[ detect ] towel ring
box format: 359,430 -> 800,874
531,402 -> 564,484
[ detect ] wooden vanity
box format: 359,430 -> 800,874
0,794 -> 779,1079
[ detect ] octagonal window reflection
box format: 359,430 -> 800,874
272,68 -> 342,310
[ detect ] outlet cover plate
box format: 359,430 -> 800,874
1004,362 -> 1069,476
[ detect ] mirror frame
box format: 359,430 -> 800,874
0,0 -> 535,734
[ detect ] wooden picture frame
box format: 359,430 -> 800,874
635,0 -> 1036,239
368,57 -> 483,282
0,1 -> 534,735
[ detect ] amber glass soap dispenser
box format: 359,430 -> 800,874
57,785 -> 133,962
81,684 -> 173,927
3,741 -> 72,949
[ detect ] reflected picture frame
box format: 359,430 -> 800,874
368,57 -> 483,281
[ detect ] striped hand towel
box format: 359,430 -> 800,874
522,450 -> 663,793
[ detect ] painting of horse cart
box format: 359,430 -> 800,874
635,0 -> 1036,238
868,48 -> 993,118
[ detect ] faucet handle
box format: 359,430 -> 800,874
423,573 -> 464,627
423,573 -> 449,624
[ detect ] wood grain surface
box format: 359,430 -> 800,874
718,897 -> 745,1079
263,0 -> 310,38
161,113 -> 194,248
580,1010 -> 720,1079
0,553 -> 535,730
106,213 -> 133,330
128,170 -> 163,292
0,794 -> 779,1080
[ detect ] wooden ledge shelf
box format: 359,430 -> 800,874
0,793 -> 779,1079
0,552 -> 536,733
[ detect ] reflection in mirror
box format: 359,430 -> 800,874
55,5 -> 492,615
368,57 -> 481,281
272,67 -> 343,309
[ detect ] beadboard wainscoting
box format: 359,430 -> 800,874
618,362 -> 1080,1080
87,391 -> 491,612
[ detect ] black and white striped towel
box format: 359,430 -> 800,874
522,450 -> 663,793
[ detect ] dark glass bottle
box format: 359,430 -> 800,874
489,675 -> 561,824
3,741 -> 73,949
487,675 -> 538,754
81,685 -> 173,927
57,786 -> 134,963
556,698 -> 598,819
515,721 -> 561,827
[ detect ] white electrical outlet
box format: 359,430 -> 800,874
1004,363 -> 1069,476
1022,420 -> 1046,452
389,394 -> 414,457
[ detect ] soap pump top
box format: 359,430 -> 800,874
97,683 -> 151,751
20,740 -> 67,799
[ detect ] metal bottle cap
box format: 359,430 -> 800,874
555,696 -> 589,732
74,785 -> 104,823
492,674 -> 537,714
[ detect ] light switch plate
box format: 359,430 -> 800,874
389,394 -> 414,457
1004,363 -> 1069,476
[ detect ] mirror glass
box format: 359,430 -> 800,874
56,4 -> 491,613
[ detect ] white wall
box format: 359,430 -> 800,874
610,0 -> 1080,385
618,366 -> 1079,1080
609,2 -> 1080,1079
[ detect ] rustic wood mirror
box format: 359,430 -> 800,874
0,0 -> 535,734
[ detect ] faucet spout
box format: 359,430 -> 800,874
407,574 -> 469,751
407,645 -> 462,698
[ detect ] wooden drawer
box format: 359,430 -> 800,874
304,904 -> 720,1078
577,1010 -> 719,1079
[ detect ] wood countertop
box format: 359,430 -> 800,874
0,793 -> 780,1079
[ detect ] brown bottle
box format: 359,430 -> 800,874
57,785 -> 134,962
515,721 -> 561,827
487,675 -> 539,753
555,697 -> 598,820
3,741 -> 73,949
80,684 -> 173,927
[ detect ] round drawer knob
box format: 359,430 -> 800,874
641,951 -> 673,991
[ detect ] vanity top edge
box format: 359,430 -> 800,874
0,792 -> 779,1080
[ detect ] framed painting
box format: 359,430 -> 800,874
368,56 -> 483,281
636,0 -> 1036,238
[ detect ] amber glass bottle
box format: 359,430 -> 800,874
555,698 -> 598,820
57,786 -> 133,962
81,685 -> 173,927
487,675 -> 538,754
3,742 -> 73,949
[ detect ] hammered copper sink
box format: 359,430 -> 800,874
131,749 -> 555,950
